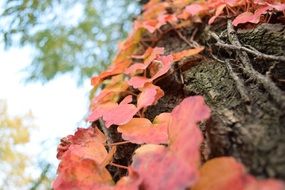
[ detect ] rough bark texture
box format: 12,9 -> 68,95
146,21 -> 285,180
98,21 -> 285,182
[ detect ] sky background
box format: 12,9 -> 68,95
0,44 -> 92,174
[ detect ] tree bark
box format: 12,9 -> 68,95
145,21 -> 285,180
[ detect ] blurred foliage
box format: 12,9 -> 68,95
0,100 -> 52,190
0,0 -> 140,84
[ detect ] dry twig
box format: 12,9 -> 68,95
226,20 -> 285,108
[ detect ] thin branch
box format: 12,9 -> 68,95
99,118 -> 113,151
215,42 -> 285,62
107,141 -> 131,146
226,20 -> 285,108
209,30 -> 285,62
174,29 -> 199,47
30,164 -> 51,190
109,162 -> 128,170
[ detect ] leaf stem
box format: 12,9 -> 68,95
109,162 -> 128,170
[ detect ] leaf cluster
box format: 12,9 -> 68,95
53,0 -> 285,189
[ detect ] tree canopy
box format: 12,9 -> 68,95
1,0 -> 140,84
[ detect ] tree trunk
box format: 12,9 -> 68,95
143,21 -> 285,180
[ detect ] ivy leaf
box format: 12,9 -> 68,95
137,84 -> 164,110
232,6 -> 270,26
131,144 -> 195,190
118,113 -> 171,144
102,95 -> 138,128
53,151 -> 113,190
126,47 -> 164,75
115,168 -> 142,190
233,3 -> 285,26
88,95 -> 138,128
53,126 -> 114,190
135,13 -> 176,33
172,47 -> 204,62
128,55 -> 173,88
57,127 -> 106,159
179,3 -> 205,19
129,96 -> 211,189
168,96 -> 211,180
192,157 -> 285,190
150,55 -> 173,80
91,64 -> 127,88
208,4 -> 227,24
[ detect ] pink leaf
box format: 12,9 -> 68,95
118,113 -> 170,144
209,4 -> 226,24
137,84 -> 164,109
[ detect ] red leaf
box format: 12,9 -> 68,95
126,47 -> 164,75
118,113 -> 171,144
131,144 -> 195,190
103,95 -> 138,128
88,95 -> 138,128
115,168 -> 142,190
150,55 -> 173,81
128,96 -> 211,189
267,2 -> 285,11
128,76 -> 149,89
137,84 -> 164,109
53,127 -> 114,190
57,127 -> 106,159
53,151 -> 113,190
232,11 -> 254,26
208,4 -> 226,24
124,63 -> 146,75
128,54 -> 173,89
185,4 -> 204,16
169,96 -> 211,174
232,5 -> 271,26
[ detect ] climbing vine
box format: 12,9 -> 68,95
53,0 -> 285,189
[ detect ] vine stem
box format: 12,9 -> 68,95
107,141 -> 131,146
109,162 -> 128,170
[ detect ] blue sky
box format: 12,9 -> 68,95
0,44 -> 92,175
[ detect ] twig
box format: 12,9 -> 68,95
107,141 -> 131,146
99,118 -> 113,151
30,164 -> 51,190
174,29 -> 199,47
109,162 -> 128,170
266,62 -> 277,78
215,42 -> 285,62
209,30 -> 285,62
226,20 -> 285,108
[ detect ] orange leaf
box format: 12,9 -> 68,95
128,76 -> 149,89
128,96 -> 211,189
192,157 -> 246,190
53,151 -> 113,190
118,113 -> 171,144
172,47 -> 204,62
57,127 -> 106,159
193,157 -> 285,190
